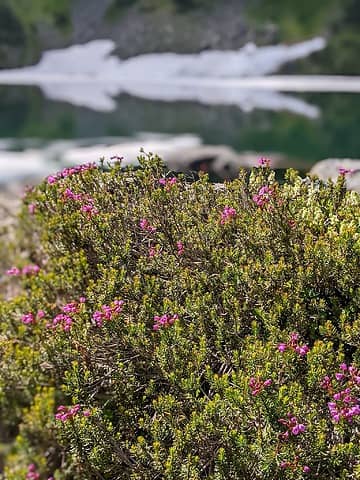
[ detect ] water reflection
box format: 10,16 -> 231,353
0,38 -> 328,115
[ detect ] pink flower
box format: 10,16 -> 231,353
6,267 -> 21,276
339,167 -> 354,176
159,177 -> 177,189
140,218 -> 156,233
220,206 -> 237,224
28,203 -> 36,215
295,345 -> 310,357
47,175 -> 57,185
92,310 -> 104,327
258,157 -> 271,167
289,332 -> 300,344
7,265 -> 40,276
278,333 -> 309,357
80,202 -> 99,218
37,310 -> 45,319
291,423 -> 306,435
149,246 -> 157,258
279,414 -> 306,438
153,313 -> 178,330
26,463 -> 40,480
22,264 -> 40,275
327,379 -> 360,423
21,313 -> 35,325
176,241 -> 184,255
253,185 -> 274,207
46,163 -> 96,186
303,466 -> 311,473
83,410 -> 91,417
50,313 -> 73,331
92,300 -> 124,327
249,377 -> 272,395
113,300 -> 124,313
62,302 -> 79,314
320,375 -> 331,390
55,404 -> 82,422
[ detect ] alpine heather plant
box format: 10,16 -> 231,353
0,153 -> 359,480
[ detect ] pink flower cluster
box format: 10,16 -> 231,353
140,218 -> 156,233
321,363 -> 360,423
63,188 -> 83,201
159,177 -> 177,189
28,203 -> 36,215
249,377 -> 272,396
47,297 -> 85,332
21,310 -> 45,325
278,332 -> 310,357
62,188 -> 99,218
153,313 -> 179,331
338,167 -> 355,176
280,459 -> 310,474
80,200 -> 99,218
51,313 -> 74,331
92,300 -> 124,327
55,404 -> 81,421
252,185 -> 274,207
258,157 -> 271,167
26,464 -> 40,480
6,264 -> 40,276
278,413 -> 306,439
220,206 -> 237,224
149,245 -> 157,258
47,163 -> 96,185
176,241 -> 184,255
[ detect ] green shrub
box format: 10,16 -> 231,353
0,154 -> 359,479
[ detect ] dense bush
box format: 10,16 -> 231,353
0,155 -> 359,479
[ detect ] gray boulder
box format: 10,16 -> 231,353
165,146 -> 286,179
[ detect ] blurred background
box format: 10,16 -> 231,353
0,0 -> 360,186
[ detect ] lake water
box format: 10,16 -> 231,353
1,39 -> 360,184
1,85 -> 360,182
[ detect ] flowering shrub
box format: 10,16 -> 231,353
0,154 -> 359,479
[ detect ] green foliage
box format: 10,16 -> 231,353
2,0 -> 71,32
108,0 -> 215,15
0,155 -> 359,479
247,0 -> 349,40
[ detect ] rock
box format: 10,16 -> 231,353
0,183 -> 22,226
165,146 -> 285,179
310,158 -> 360,192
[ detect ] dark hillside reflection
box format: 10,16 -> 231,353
1,86 -> 360,179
